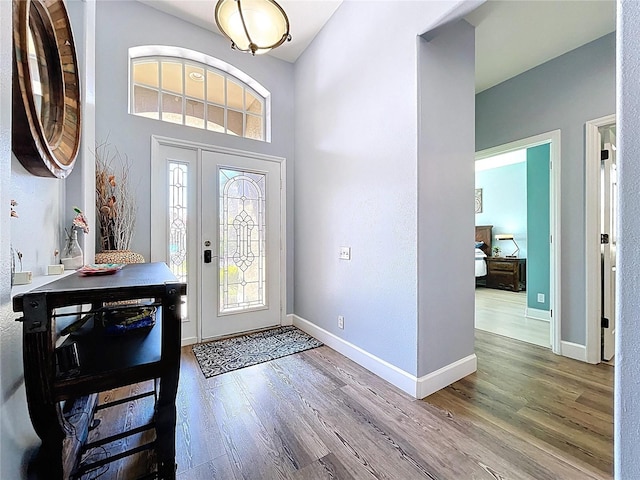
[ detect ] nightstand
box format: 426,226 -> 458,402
485,257 -> 526,292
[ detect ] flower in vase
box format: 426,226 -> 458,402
65,207 -> 89,250
72,207 -> 90,234
62,207 -> 89,269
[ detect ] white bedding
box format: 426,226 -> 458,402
475,248 -> 487,277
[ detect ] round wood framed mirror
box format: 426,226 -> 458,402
12,0 -> 81,178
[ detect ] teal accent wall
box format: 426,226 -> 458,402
526,144 -> 550,311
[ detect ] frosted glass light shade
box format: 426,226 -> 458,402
215,0 -> 291,55
495,234 -> 514,240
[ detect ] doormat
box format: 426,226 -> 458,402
192,326 -> 323,378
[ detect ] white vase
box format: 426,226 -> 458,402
61,230 -> 84,270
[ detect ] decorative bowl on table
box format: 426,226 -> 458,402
101,306 -> 157,335
78,264 -> 125,276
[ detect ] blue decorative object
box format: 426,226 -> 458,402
102,307 -> 157,335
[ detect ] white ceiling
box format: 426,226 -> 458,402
138,0 -> 616,92
137,0 -> 343,63
466,0 -> 616,92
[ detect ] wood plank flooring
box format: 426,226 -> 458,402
428,330 -> 613,479
81,331 -> 613,479
475,287 -> 551,348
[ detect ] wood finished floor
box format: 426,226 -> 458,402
83,331 -> 613,479
475,287 -> 551,348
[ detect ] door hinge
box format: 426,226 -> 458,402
601,233 -> 610,244
601,150 -> 610,161
550,309 -> 553,318
601,317 -> 610,328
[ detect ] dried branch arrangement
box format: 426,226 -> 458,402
95,141 -> 137,252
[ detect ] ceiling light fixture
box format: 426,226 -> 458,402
214,0 -> 292,56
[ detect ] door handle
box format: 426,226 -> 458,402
204,250 -> 212,263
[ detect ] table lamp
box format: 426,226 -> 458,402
495,234 -> 520,258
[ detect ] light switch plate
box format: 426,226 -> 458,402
339,246 -> 351,260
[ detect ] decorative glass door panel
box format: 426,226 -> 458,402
219,168 -> 267,314
168,161 -> 188,321
201,151 -> 281,339
169,162 -> 188,283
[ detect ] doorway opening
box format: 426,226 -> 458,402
474,131 -> 561,353
585,114 -> 617,364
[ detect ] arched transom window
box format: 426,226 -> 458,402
129,47 -> 269,142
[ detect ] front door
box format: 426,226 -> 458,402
200,150 -> 282,339
151,138 -> 284,344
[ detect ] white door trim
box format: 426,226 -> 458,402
585,114 -> 616,364
150,135 -> 287,344
476,130 -> 562,355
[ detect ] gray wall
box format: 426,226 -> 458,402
95,1 -> 295,311
476,33 -> 616,344
417,21 -> 475,376
616,0 -> 640,475
65,0 -> 97,263
294,1 -> 473,376
1,2 -> 42,478
10,160 -> 63,275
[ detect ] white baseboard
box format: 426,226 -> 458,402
181,336 -> 198,347
416,354 -> 477,399
525,307 -> 551,322
283,314 -> 294,326
292,314 -> 476,399
561,340 -> 587,362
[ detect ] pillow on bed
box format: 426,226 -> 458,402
475,248 -> 487,258
475,241 -> 485,249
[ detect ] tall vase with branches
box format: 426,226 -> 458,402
95,141 -> 137,252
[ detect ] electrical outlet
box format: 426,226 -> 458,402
339,247 -> 351,260
537,293 -> 545,303
338,315 -> 345,329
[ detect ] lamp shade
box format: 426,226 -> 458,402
215,0 -> 291,55
495,234 -> 514,240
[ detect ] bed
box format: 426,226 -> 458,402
475,225 -> 492,277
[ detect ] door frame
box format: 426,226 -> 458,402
475,130 -> 562,355
150,135 -> 287,345
585,113 -> 616,364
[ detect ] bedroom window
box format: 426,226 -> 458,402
130,53 -> 268,141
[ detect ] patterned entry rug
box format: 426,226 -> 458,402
192,326 -> 323,378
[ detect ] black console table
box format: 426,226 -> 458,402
13,262 -> 186,479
